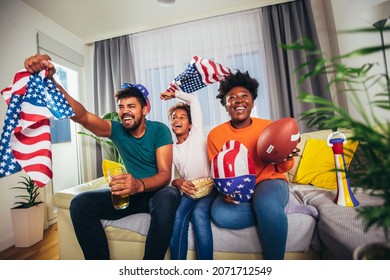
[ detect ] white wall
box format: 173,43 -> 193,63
0,0 -> 92,251
331,0 -> 390,122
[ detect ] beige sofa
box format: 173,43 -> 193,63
52,129 -> 387,260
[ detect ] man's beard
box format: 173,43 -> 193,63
122,114 -> 141,132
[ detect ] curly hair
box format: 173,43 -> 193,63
168,102 -> 192,124
216,70 -> 259,106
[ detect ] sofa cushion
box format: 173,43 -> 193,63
292,138 -> 358,190
290,183 -> 387,259
53,175 -> 318,258
53,177 -> 108,209
102,212 -> 318,253
287,129 -> 333,182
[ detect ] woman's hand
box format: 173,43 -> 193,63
286,147 -> 301,161
223,195 -> 239,204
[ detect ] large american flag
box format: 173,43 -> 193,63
166,56 -> 231,93
0,70 -> 75,187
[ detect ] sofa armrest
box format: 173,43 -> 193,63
53,177 -> 108,210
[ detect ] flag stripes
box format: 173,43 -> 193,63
1,69 -> 74,187
166,56 -> 231,93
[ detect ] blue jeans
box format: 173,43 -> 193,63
69,186 -> 181,260
211,179 -> 289,260
170,188 -> 218,260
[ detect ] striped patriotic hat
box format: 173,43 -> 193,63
121,83 -> 151,113
212,140 -> 256,203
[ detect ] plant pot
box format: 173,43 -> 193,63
353,242 -> 390,260
10,203 -> 44,247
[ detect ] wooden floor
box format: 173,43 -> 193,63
0,223 -> 59,260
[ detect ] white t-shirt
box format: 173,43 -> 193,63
172,91 -> 211,181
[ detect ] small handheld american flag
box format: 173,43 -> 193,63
166,56 -> 231,93
0,70 -> 75,187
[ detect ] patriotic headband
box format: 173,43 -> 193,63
121,83 -> 151,113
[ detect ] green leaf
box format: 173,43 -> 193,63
77,112 -> 123,164
101,111 -> 120,122
284,35 -> 390,232
340,45 -> 390,59
338,26 -> 390,33
11,176 -> 42,208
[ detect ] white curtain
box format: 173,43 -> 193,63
130,9 -> 270,135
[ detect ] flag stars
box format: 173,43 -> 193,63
0,71 -> 74,182
243,177 -> 252,183
214,174 -> 256,203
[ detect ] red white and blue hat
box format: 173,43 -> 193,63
212,140 -> 256,203
121,83 -> 151,113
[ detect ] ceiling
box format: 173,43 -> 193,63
21,0 -> 289,44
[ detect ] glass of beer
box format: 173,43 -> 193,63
107,166 -> 129,210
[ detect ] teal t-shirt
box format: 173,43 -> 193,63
110,120 -> 173,179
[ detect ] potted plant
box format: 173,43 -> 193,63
10,175 -> 45,247
282,27 -> 390,259
77,111 -> 123,164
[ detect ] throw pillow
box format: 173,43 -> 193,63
292,138 -> 359,190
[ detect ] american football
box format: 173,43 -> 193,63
256,117 -> 300,164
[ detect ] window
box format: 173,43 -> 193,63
131,9 -> 270,135
37,32 -> 84,224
